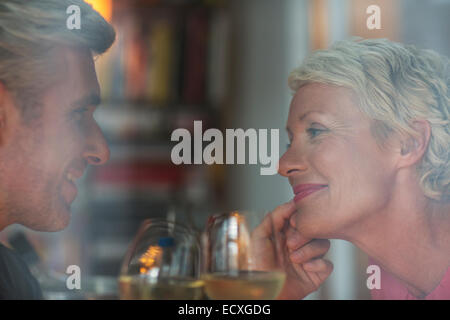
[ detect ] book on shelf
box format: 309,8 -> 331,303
182,7 -> 209,105
91,161 -> 187,188
124,16 -> 148,101
95,4 -> 228,108
145,15 -> 176,104
207,8 -> 230,108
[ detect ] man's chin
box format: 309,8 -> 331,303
49,205 -> 71,231
25,206 -> 71,232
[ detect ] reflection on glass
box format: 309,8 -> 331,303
119,219 -> 204,300
202,211 -> 286,300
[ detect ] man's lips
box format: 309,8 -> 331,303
59,164 -> 85,209
293,184 -> 328,203
61,179 -> 78,207
61,168 -> 84,207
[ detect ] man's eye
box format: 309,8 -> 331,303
306,127 -> 325,138
72,107 -> 89,121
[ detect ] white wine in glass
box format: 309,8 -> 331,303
119,275 -> 204,300
119,219 -> 204,300
202,211 -> 286,300
202,270 -> 285,300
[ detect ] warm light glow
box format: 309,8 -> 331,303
85,0 -> 113,22
139,245 -> 162,274
229,213 -> 240,240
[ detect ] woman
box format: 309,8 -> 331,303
274,38 -> 449,299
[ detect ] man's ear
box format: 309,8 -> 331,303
0,82 -> 7,132
0,81 -> 20,146
396,120 -> 431,169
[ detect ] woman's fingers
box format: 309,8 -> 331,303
289,239 -> 331,264
289,212 -> 298,229
285,226 -> 311,251
303,258 -> 334,287
253,201 -> 297,238
269,201 -> 297,232
303,258 -> 333,273
298,258 -> 334,288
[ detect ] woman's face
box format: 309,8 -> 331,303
279,83 -> 397,239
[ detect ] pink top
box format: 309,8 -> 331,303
369,258 -> 450,300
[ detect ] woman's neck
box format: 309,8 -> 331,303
343,185 -> 450,298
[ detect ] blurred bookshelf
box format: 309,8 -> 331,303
83,0 -> 232,276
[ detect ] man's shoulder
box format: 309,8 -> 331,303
0,242 -> 28,275
0,242 -> 43,300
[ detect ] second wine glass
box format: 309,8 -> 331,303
202,211 -> 286,300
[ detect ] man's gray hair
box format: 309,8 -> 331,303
0,0 -> 115,119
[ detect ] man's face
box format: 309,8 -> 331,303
0,47 -> 110,231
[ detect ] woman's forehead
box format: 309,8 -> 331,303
291,83 -> 354,109
287,84 -> 366,126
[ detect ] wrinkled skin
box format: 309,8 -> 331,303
251,201 -> 333,299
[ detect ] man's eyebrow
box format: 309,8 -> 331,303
70,93 -> 101,109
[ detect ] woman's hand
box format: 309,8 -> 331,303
251,201 -> 333,300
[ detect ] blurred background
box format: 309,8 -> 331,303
1,0 -> 449,299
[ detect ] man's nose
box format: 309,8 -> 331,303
278,146 -> 307,177
82,122 -> 110,166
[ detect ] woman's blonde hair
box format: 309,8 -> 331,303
288,38 -> 449,202
0,0 -> 115,120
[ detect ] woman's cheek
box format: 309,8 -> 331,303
309,138 -> 346,177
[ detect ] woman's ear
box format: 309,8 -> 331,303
397,120 -> 431,169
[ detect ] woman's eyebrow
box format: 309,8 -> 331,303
298,110 -> 326,122
286,110 -> 332,135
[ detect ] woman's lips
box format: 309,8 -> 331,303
293,184 -> 328,203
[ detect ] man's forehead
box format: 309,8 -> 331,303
55,46 -> 100,97
39,46 -> 100,113
54,46 -> 98,79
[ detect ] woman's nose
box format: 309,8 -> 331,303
278,147 -> 307,177
82,121 -> 110,166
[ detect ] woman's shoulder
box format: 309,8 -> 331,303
425,266 -> 450,300
368,257 -> 450,300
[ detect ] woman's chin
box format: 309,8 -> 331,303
294,212 -> 337,239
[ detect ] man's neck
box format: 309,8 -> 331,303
0,219 -> 9,232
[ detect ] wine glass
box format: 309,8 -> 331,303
119,219 -> 204,300
202,211 -> 286,300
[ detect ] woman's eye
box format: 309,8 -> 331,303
306,127 -> 325,138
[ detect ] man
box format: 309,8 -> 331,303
0,0 -> 331,300
0,0 -> 114,299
